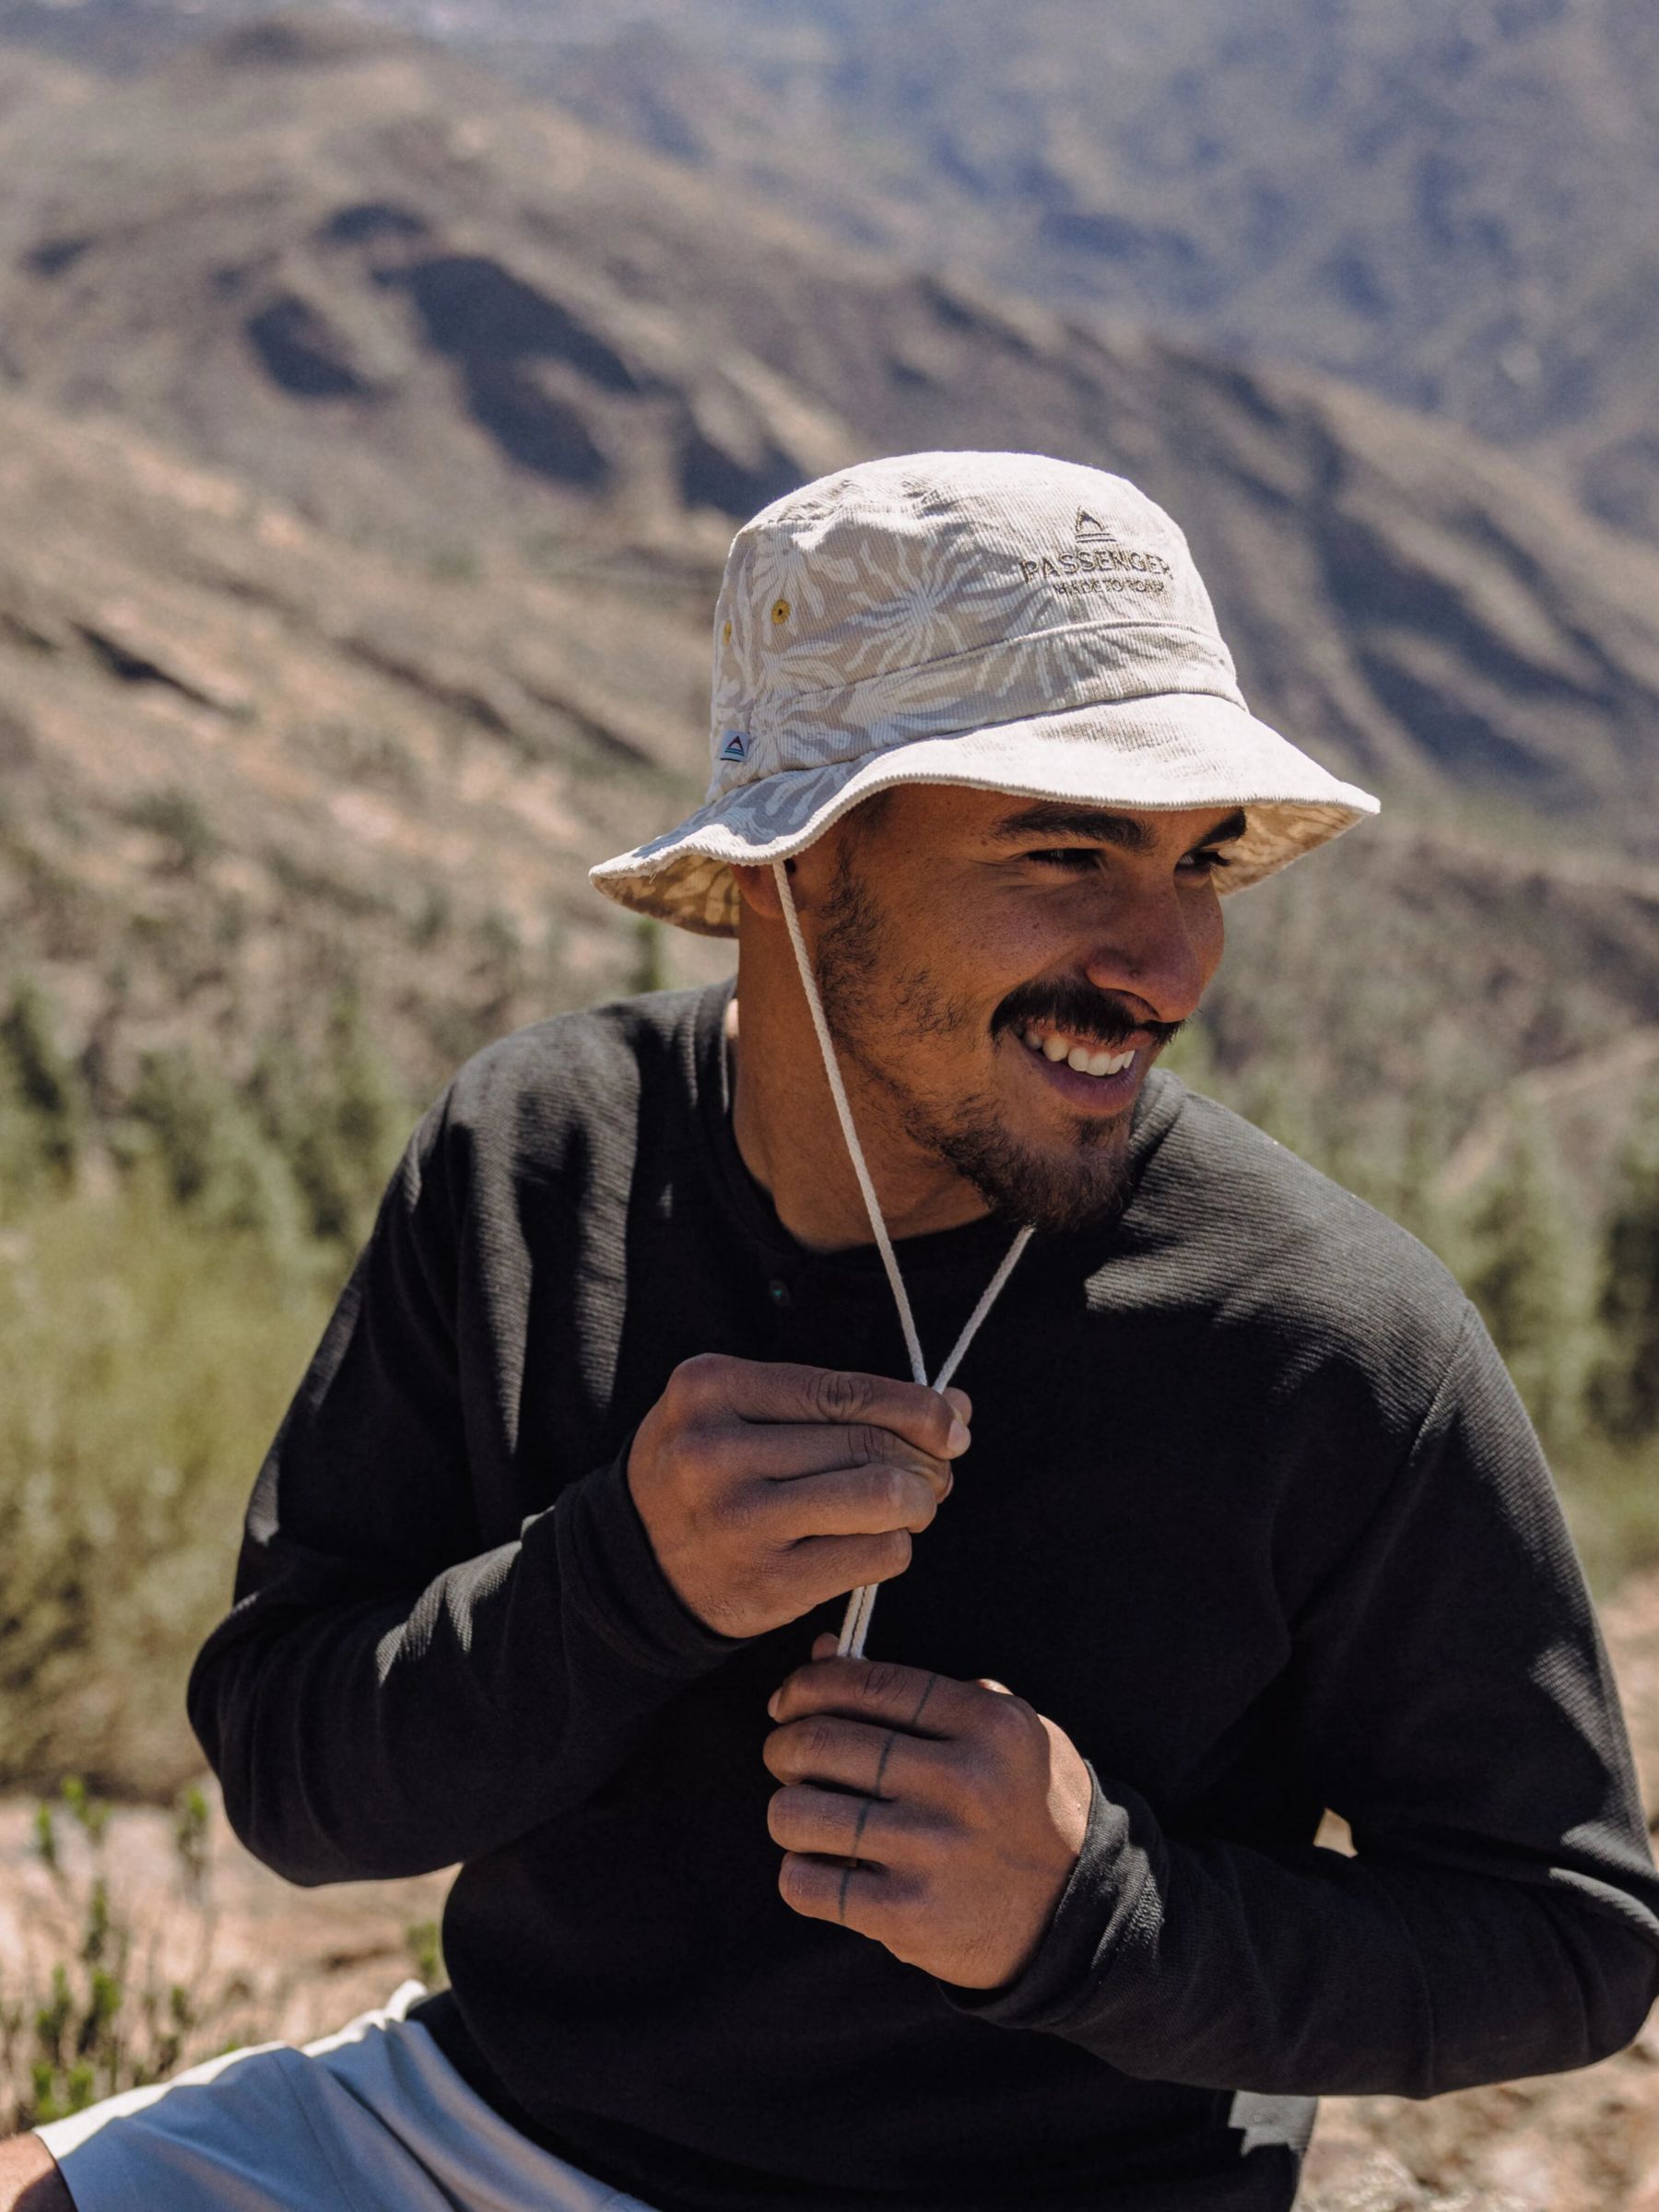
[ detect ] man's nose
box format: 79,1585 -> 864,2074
1078,883 -> 1214,1026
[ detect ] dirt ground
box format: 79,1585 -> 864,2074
9,1570 -> 1659,2207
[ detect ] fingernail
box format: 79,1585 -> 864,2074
947,1418 -> 971,1455
766,1689 -> 781,1720
944,1387 -> 971,1421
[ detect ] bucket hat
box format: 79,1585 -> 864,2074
589,449 -> 1379,936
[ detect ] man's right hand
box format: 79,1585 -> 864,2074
626,1356 -> 972,1639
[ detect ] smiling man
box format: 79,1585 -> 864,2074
12,452 -> 1659,2212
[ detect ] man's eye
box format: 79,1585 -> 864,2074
1182,847 -> 1233,876
1025,848 -> 1100,871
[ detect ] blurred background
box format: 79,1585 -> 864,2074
2,5 -> 1659,2196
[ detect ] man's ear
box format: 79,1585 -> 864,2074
731,859 -> 792,920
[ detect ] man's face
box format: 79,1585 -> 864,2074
796,784 -> 1236,1234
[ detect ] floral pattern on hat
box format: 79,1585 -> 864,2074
594,451 -> 1379,937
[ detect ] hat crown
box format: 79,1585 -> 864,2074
587,445 -> 1379,938
709,451 -> 1236,792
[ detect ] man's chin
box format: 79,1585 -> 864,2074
929,1112 -> 1136,1238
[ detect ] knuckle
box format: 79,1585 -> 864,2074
873,1529 -> 912,1580
777,1853 -> 816,1909
804,1718 -> 841,1765
909,1448 -> 948,1495
868,1464 -> 909,1522
665,1353 -> 723,1415
924,1391 -> 959,1451
711,1477 -> 758,1531
990,1691 -> 1036,1743
814,1369 -> 871,1423
863,1662 -> 909,1708
901,1474 -> 937,1531
765,1788 -> 796,1846
845,1423 -> 882,1470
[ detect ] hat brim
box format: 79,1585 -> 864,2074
589,694 -> 1380,937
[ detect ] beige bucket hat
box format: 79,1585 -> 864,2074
590,450 -> 1379,936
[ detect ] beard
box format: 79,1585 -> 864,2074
810,845 -> 1138,1237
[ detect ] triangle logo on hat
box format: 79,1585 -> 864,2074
1074,508 -> 1116,542
719,730 -> 749,763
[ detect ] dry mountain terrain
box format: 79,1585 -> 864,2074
13,0 -> 1659,543
367,0 -> 1659,551
0,14 -> 1656,1171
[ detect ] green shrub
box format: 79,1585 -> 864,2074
119,1044 -> 311,1257
629,915 -> 667,996
1,1780 -> 256,2133
1590,1079 -> 1659,1445
123,787 -> 221,877
0,976 -> 88,1194
245,986 -> 412,1251
0,1165 -> 343,1794
1549,1431 -> 1659,1601
1460,1103 -> 1594,1456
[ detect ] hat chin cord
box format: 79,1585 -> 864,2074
770,859 -> 1034,1659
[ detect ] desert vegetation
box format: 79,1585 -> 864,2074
1,956 -> 1654,1808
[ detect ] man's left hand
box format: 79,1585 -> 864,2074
763,1635 -> 1092,1989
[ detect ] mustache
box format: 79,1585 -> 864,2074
992,980 -> 1186,1054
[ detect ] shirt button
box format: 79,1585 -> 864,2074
768,1279 -> 791,1307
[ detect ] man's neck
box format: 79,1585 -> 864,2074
724,992 -> 992,1253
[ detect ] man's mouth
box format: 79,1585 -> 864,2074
1014,1019 -> 1140,1082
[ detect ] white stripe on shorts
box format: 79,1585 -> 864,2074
33,1979 -> 659,2212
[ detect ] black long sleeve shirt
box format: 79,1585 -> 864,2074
186,978 -> 1659,2212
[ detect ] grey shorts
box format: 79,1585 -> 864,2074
33,1980 -> 657,2211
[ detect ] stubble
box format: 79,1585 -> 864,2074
810,844 -> 1135,1235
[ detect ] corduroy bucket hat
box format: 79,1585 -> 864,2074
590,449 -> 1379,935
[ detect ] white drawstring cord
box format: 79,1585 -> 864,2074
771,860 -> 1034,1658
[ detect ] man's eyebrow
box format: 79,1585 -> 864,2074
987,803 -> 1248,852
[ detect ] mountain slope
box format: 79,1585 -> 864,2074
4,19 -> 1659,853
0,382 -> 728,1103
11,3 -> 1659,536
477,0 -> 1659,548
1,16 -> 1656,1192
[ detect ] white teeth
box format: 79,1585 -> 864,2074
1020,1025 -> 1139,1079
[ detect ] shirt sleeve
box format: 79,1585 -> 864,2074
942,1300 -> 1659,2096
185,1081 -> 746,1888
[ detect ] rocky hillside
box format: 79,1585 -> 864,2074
6,20 -> 1659,829
1,14 -> 1657,1168
0,382 -> 733,1105
356,0 -> 1659,550
14,0 -> 1659,543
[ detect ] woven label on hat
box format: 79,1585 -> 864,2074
719,729 -> 749,762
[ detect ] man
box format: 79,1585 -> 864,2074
7,450 -> 1659,2212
